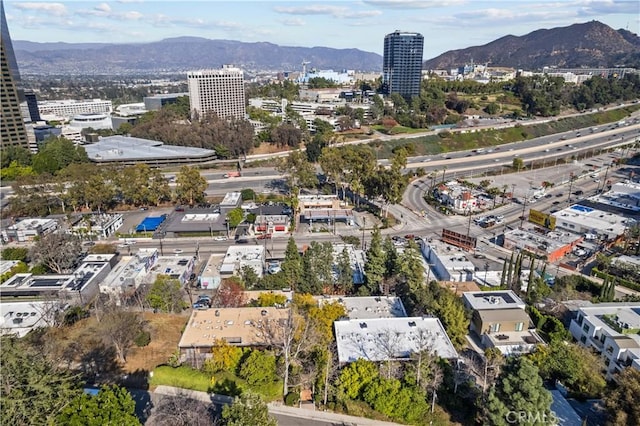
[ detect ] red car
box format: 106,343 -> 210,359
257,233 -> 272,240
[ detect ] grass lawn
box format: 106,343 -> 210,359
150,365 -> 211,392
149,365 -> 283,401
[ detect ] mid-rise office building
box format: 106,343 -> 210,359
37,99 -> 113,120
187,65 -> 246,120
382,30 -> 424,99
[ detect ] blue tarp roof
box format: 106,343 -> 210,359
136,216 -> 165,232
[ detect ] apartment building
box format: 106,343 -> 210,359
569,303 -> 640,378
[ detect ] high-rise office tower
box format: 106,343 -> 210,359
382,30 -> 424,99
187,65 -> 246,120
1,0 -> 29,150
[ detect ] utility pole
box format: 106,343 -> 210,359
567,172 -> 575,203
361,217 -> 366,249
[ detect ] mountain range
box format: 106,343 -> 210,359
424,21 -> 639,70
14,21 -> 639,76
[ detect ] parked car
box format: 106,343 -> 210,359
257,233 -> 272,239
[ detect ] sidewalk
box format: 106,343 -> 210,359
268,402 -> 404,426
154,385 -> 404,426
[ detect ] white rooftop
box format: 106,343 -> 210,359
220,192 -> 242,207
319,296 -> 407,319
334,317 -> 458,363
83,136 -> 216,162
221,245 -> 265,277
0,301 -> 62,337
6,218 -> 56,231
551,204 -> 630,237
462,290 -> 526,311
504,228 -> 580,253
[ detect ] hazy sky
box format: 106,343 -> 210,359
5,0 -> 639,59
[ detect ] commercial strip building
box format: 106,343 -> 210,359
187,65 -> 246,120
178,306 -> 290,363
334,316 -> 458,364
551,204 -> 631,241
0,254 -> 116,306
220,245 -> 265,279
568,303 -> 640,378
67,213 -> 124,240
298,195 -> 354,225
503,228 -> 583,263
1,218 -> 58,243
463,290 -> 544,355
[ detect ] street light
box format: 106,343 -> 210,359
567,172 -> 576,203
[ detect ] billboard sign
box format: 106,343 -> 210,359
528,209 -> 556,230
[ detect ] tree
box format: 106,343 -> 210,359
337,358 -> 379,399
280,237 -> 302,290
0,336 -> 83,425
276,151 -> 318,194
29,233 -> 82,273
363,227 -> 385,294
226,207 -> 244,228
512,157 -> 524,172
397,240 -> 424,291
56,385 -> 140,426
240,265 -> 260,289
221,392 -> 277,426
238,350 -> 277,385
152,394 -> 215,426
214,279 -> 246,308
203,339 -> 244,374
97,308 -> 147,363
175,165 -> 207,205
529,340 -> 606,398
603,368 -> 640,426
484,357 -> 552,426
335,247 -> 354,294
146,275 -> 185,313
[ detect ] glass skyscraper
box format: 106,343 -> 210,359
383,31 -> 424,99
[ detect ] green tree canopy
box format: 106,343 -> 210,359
56,385 -> 141,426
147,275 -> 185,313
221,392 -> 277,426
603,367 -> 640,426
485,357 -> 552,426
0,336 -> 83,425
175,165 -> 207,206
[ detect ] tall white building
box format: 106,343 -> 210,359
187,65 -> 246,120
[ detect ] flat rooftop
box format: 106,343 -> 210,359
319,296 -> 407,319
462,290 -> 526,311
5,218 -> 56,231
221,192 -> 241,207
334,316 -> 459,363
551,204 -> 630,237
504,228 -> 581,252
83,136 -> 216,162
178,307 -> 289,348
1,301 -> 62,337
426,241 -> 475,272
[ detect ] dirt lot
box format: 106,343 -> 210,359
125,312 -> 189,373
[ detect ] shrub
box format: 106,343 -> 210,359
285,391 -> 300,406
134,330 -> 151,347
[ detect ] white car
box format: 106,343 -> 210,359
173,248 -> 184,254
214,236 -> 227,241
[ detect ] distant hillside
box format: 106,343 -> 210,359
423,21 -> 640,70
14,37 -> 382,75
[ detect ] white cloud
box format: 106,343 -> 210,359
273,4 -> 381,19
280,17 -> 306,26
363,0 -> 467,8
95,3 -> 111,13
122,11 -> 143,20
14,2 -> 67,16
